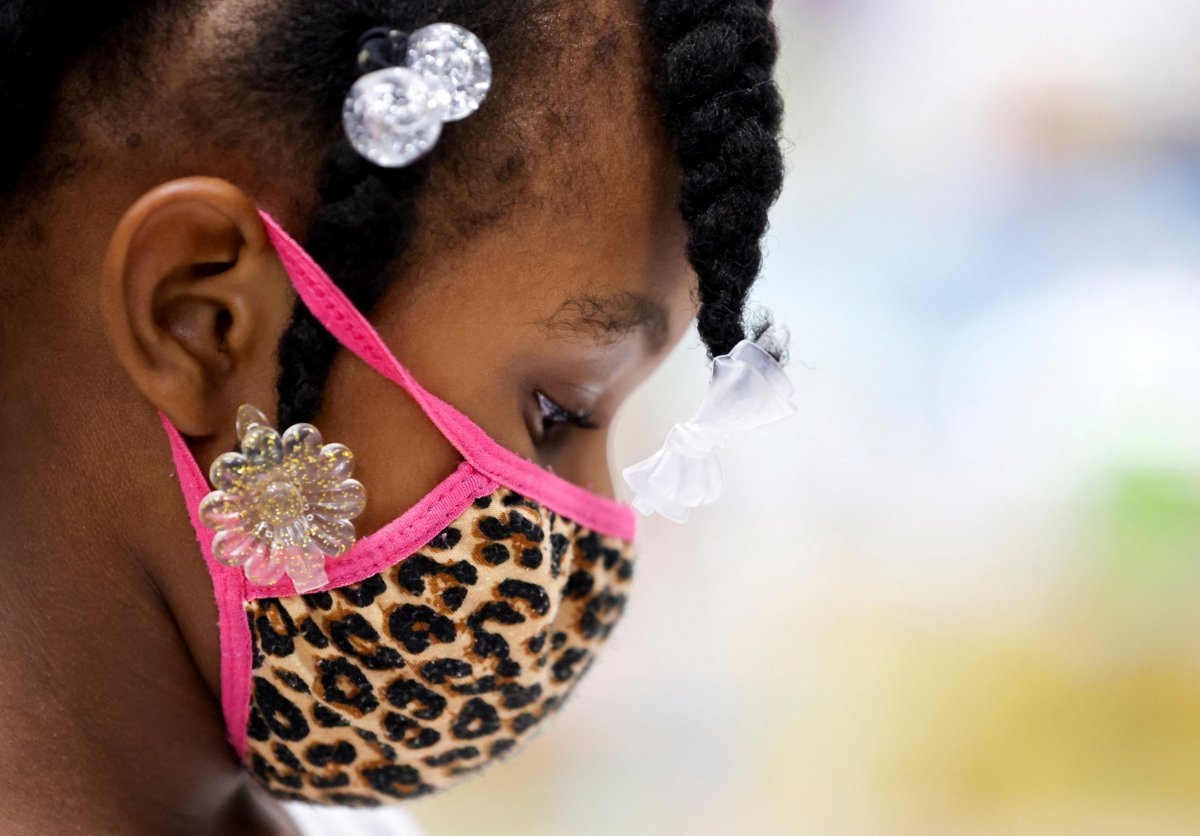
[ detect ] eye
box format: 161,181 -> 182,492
535,391 -> 598,437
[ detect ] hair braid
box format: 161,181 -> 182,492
643,0 -> 786,359
263,2 -> 523,426
276,144 -> 430,426
274,22 -> 435,428
252,7 -> 452,428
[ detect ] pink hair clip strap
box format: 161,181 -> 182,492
622,325 -> 797,522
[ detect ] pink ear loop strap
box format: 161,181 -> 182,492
159,414 -> 253,758
257,209 -> 637,542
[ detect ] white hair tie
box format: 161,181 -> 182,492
623,325 -> 797,523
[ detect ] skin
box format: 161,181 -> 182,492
0,0 -> 696,832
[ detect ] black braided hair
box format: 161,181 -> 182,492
275,26 -> 426,427
0,0 -> 787,424
643,0 -> 786,359
271,0 -> 786,425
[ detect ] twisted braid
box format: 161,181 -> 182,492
252,1 -> 535,426
643,0 -> 786,359
274,25 -> 430,427
276,143 -> 429,426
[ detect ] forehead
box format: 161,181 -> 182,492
386,142 -> 694,365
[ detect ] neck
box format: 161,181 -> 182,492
0,368 -> 294,832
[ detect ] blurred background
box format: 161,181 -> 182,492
411,1 -> 1200,833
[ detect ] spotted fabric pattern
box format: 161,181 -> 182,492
241,488 -> 635,804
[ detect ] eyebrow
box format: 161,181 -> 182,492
540,291 -> 670,352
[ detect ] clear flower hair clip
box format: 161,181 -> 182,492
198,405 -> 367,594
343,22 -> 492,168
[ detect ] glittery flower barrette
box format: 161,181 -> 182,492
198,405 -> 367,593
622,326 -> 797,523
343,22 -> 492,168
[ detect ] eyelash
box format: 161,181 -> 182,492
535,391 -> 598,434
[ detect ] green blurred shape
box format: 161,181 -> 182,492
1084,467 -> 1200,632
1097,467 -> 1200,577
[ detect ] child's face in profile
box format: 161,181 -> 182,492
87,0 -> 696,540
0,0 -> 784,821
53,34 -> 693,809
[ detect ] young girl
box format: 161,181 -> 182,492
0,0 -> 786,831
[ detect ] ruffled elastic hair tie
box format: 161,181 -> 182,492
623,325 -> 796,522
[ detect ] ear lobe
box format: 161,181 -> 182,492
101,178 -> 294,437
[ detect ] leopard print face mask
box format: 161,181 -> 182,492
162,211 -> 637,805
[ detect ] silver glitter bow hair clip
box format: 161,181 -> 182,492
343,23 -> 492,168
622,326 -> 797,523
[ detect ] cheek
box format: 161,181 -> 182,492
370,288 -> 542,458
541,434 -> 616,499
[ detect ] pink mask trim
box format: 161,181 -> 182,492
245,461 -> 497,599
161,414 -> 251,758
258,209 -> 637,543
164,412 -> 499,598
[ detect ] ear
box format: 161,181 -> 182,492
101,177 -> 295,437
